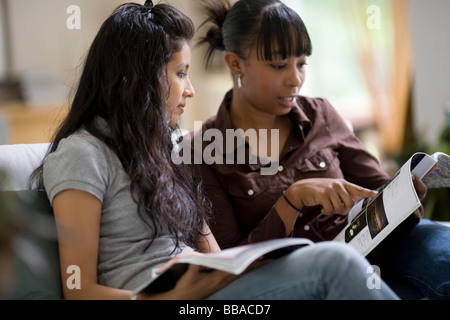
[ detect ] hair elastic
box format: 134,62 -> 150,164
144,0 -> 154,10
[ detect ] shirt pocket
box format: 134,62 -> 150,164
227,173 -> 271,200
227,173 -> 277,228
294,148 -> 342,178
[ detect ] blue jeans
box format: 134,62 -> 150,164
207,242 -> 399,300
372,219 -> 450,300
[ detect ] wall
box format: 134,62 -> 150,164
0,0 -> 230,131
6,0 -> 124,92
409,0 -> 450,146
0,0 -> 449,141
0,2 -> 6,80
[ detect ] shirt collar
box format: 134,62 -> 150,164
207,90 -> 312,171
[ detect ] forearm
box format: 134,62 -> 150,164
62,283 -> 133,300
198,220 -> 221,253
63,282 -> 205,300
273,191 -> 301,237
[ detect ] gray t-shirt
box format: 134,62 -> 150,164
43,128 -> 193,290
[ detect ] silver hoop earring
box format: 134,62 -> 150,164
237,75 -> 242,89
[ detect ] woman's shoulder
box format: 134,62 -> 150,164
296,95 -> 342,119
297,95 -> 333,110
43,130 -> 114,204
46,130 -> 117,173
202,114 -> 218,130
57,130 -> 109,156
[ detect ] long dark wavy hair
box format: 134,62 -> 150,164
198,0 -> 312,68
30,2 -> 210,250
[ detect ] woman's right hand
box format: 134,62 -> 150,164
172,265 -> 238,300
286,178 -> 378,216
139,252 -> 238,300
139,264 -> 238,300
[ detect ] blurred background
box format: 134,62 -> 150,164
0,0 -> 449,213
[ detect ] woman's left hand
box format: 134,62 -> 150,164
413,175 -> 427,201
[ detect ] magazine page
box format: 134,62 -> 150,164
157,238 -> 312,275
334,153 -> 435,256
132,238 -> 313,295
422,152 -> 450,189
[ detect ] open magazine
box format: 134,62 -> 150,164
131,237 -> 313,296
334,151 -> 450,257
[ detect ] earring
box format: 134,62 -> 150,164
237,74 -> 242,89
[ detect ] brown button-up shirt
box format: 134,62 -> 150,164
192,90 -> 415,249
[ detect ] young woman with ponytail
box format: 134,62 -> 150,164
195,0 -> 450,300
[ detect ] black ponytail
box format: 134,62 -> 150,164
197,0 -> 231,68
198,0 -> 312,69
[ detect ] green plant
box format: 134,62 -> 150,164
421,103 -> 450,221
398,102 -> 450,222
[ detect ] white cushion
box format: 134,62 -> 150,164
439,221 -> 450,228
0,143 -> 50,191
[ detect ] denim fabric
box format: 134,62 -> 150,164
375,219 -> 450,300
207,242 -> 399,300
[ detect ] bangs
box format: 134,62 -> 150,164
256,4 -> 312,60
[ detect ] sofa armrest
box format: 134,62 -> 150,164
0,191 -> 62,299
0,143 -> 50,191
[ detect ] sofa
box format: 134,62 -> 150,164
0,143 -> 62,300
